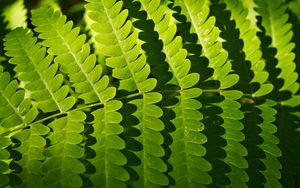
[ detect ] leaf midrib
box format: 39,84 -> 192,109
139,0 -> 183,88
16,34 -> 63,112
49,17 -> 105,103
100,0 -> 142,93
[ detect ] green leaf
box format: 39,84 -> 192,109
4,28 -> 76,112
86,0 -> 158,93
0,70 -> 37,128
220,74 -> 239,89
88,100 -> 129,187
2,0 -> 27,29
41,114 -> 86,188
12,123 -> 50,187
31,7 -> 115,104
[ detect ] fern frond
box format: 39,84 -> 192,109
220,90 -> 247,187
287,0 -> 300,21
174,0 -> 248,186
88,100 -> 129,187
255,0 -> 299,96
0,1 -> 300,187
85,0 -> 156,93
0,135 -> 11,187
0,66 -> 37,129
139,0 -> 200,88
220,0 -> 283,186
41,111 -> 86,188
31,7 -> 129,186
4,28 -> 76,113
241,0 -> 260,32
31,7 -> 115,104
137,0 -> 212,186
13,123 -> 50,188
257,100 -> 282,188
168,88 -> 212,187
128,93 -> 168,187
223,0 -> 273,97
85,1 -> 168,186
0,15 -> 9,65
1,0 -> 27,29
174,0 -> 238,89
83,12 -> 106,68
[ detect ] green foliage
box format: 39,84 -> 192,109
0,0 -> 300,187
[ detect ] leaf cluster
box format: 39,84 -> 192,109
0,0 -> 300,187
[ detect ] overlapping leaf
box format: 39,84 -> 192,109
174,0 -> 248,186
41,111 -> 85,188
86,0 -> 156,92
31,7 -> 128,187
219,0 -> 282,186
254,0 -> 300,186
255,0 -> 299,98
88,100 -> 129,187
257,100 -> 282,188
222,0 -> 273,97
0,66 -> 37,130
4,28 -> 75,113
13,123 -> 49,188
0,135 -> 11,187
138,0 -> 211,187
0,1 -> 299,188
31,7 -> 115,104
1,0 -> 27,29
85,0 -> 168,187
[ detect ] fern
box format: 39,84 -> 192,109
173,0 -> 249,186
41,112 -> 86,188
217,0 -> 283,187
254,0 -> 300,187
1,0 -> 300,187
31,6 -> 129,187
134,1 -> 214,187
31,7 -> 115,104
4,28 -> 75,113
0,67 -> 37,130
13,123 -> 50,188
0,66 -> 38,187
1,0 -> 27,30
256,0 -> 299,95
222,0 -> 273,97
0,134 -> 10,187
85,1 -> 169,187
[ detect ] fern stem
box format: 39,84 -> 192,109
1,86 -> 260,138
